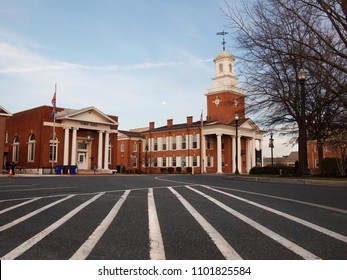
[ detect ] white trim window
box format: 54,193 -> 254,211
27,133 -> 36,162
12,135 -> 20,163
108,141 -> 112,164
192,134 -> 198,149
49,137 -> 59,163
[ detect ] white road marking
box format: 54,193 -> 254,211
1,192 -> 105,260
0,195 -> 75,232
214,186 -> 347,215
202,185 -> 347,244
0,187 -> 75,193
148,188 -> 166,260
70,190 -> 130,260
187,186 -> 320,260
0,197 -> 42,215
168,187 -> 242,260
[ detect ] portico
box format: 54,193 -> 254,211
45,106 -> 118,172
202,120 -> 263,174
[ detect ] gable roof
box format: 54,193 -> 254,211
56,106 -> 118,125
0,106 -> 12,117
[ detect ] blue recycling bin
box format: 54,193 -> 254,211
70,165 -> 77,175
55,166 -> 63,174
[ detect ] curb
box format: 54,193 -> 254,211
223,175 -> 347,188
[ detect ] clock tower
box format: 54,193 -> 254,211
205,49 -> 245,124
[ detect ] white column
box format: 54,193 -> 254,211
237,135 -> 241,173
98,130 -> 103,169
252,138 -> 256,167
104,131 -> 110,170
231,136 -> 236,173
63,127 -> 70,165
216,133 -> 223,174
71,128 -> 78,166
201,134 -> 206,173
246,139 -> 251,173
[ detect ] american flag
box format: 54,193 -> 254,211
51,84 -> 57,118
51,92 -> 56,108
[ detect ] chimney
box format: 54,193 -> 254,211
167,119 -> 173,128
187,116 -> 193,125
149,121 -> 155,130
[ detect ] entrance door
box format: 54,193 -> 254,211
77,152 -> 88,170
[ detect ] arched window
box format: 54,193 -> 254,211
49,137 -> 59,162
28,133 -> 36,162
229,63 -> 232,73
12,135 -> 20,163
108,141 -> 112,164
219,63 -> 223,73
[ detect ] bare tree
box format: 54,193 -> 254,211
222,0 -> 346,174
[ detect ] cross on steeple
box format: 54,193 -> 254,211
216,30 -> 228,51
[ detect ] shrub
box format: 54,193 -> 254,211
160,168 -> 167,174
186,167 -> 192,174
168,167 -> 174,174
320,158 -> 347,177
250,165 -> 295,175
176,167 -> 182,174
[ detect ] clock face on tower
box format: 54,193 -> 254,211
213,96 -> 221,107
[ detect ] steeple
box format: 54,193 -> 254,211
205,34 -> 246,124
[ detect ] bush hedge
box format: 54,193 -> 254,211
320,157 -> 347,177
250,165 -> 295,175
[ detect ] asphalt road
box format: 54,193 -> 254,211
0,174 -> 346,260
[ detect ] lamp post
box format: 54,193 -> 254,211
298,69 -> 310,176
138,139 -> 142,174
269,132 -> 274,166
235,114 -> 240,174
145,141 -> 148,174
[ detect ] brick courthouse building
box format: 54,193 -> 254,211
4,106 -> 118,174
117,49 -> 264,174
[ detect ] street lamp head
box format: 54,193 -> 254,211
298,69 -> 306,81
235,114 -> 239,121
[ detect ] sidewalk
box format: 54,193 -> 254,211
224,175 -> 347,187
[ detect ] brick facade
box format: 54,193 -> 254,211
4,106 -> 118,174
117,49 -> 264,174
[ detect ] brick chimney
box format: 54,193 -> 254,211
149,121 -> 155,130
187,116 -> 193,125
167,119 -> 173,128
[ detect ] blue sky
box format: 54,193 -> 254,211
0,0 -> 295,156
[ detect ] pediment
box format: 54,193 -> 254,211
0,106 -> 12,117
56,106 -> 117,125
240,118 -> 261,132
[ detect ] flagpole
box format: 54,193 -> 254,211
200,109 -> 204,174
51,83 -> 57,174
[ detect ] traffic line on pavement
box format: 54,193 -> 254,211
148,188 -> 166,260
201,185 -> 347,244
168,187 -> 242,260
1,192 -> 105,260
70,190 -> 130,260
187,186 -> 320,260
0,195 -> 75,232
214,186 -> 347,215
0,197 -> 42,215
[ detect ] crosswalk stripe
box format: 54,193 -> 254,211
0,195 -> 75,232
148,188 -> 166,260
168,187 -> 242,260
187,186 -> 320,260
0,197 -> 42,215
1,192 -> 105,260
70,190 -> 130,260
202,185 -> 347,244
